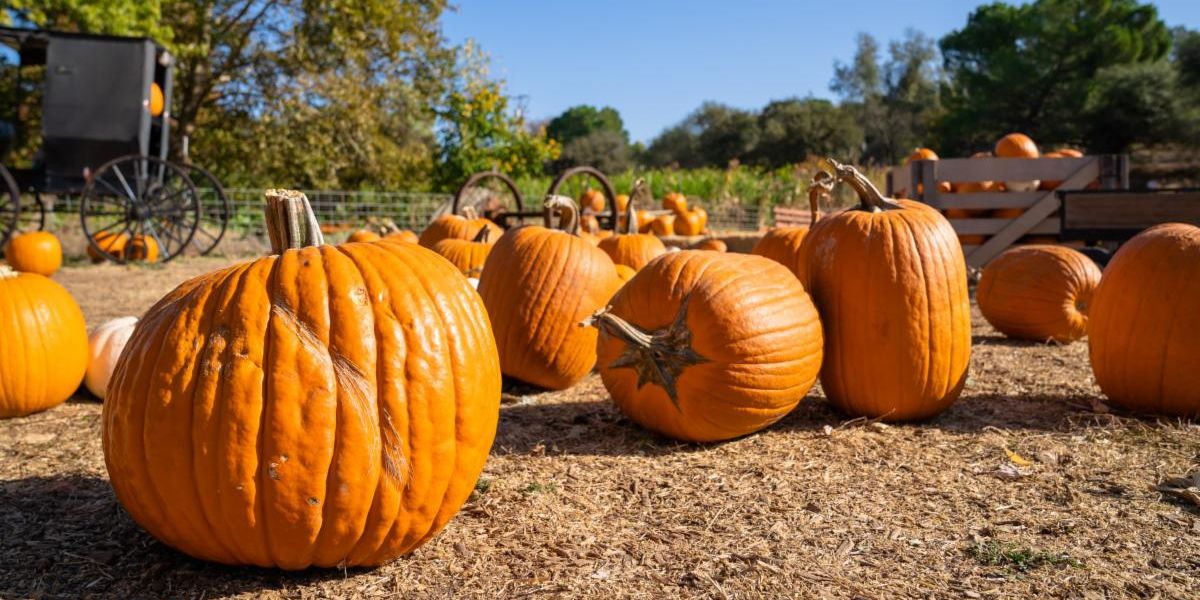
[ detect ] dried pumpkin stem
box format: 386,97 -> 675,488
623,178 -> 647,235
461,205 -> 479,219
809,171 -> 834,225
0,265 -> 16,280
543,195 -> 581,236
265,189 -> 324,254
820,157 -> 902,213
472,224 -> 491,244
580,295 -> 708,411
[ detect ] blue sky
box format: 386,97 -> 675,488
442,0 -> 1200,143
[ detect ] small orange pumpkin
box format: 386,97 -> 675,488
977,245 -> 1101,343
995,133 -> 1040,192
673,209 -> 704,236
347,229 -> 382,243
88,231 -> 129,263
899,148 -> 953,197
124,235 -> 159,262
5,231 -> 63,276
662,192 -> 687,213
0,267 -> 88,418
951,151 -> 998,195
614,193 -> 630,214
598,183 -> 667,270
649,214 -> 675,237
691,238 -> 727,252
386,229 -> 419,244
1088,223 -> 1200,416
419,206 -> 503,248
579,188 -> 606,213
477,196 -> 622,390
1040,148 -> 1084,190
585,251 -> 823,442
431,225 -> 493,278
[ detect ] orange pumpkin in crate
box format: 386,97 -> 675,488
995,133 -> 1040,192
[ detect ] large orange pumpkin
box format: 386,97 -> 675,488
752,227 -> 809,277
102,189 -> 501,568
585,251 -> 823,442
419,207 -> 503,248
977,245 -> 1101,343
5,231 -> 63,276
88,231 -> 129,263
995,133 -> 1040,192
125,235 -> 159,262
477,196 -> 622,390
431,225 -> 493,278
1088,223 -> 1200,416
598,190 -> 666,270
802,159 -> 971,421
0,267 -> 88,418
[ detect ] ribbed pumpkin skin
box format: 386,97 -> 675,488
431,237 -> 492,277
1088,223 -> 1200,417
614,263 -> 636,283
804,199 -> 971,420
6,232 -> 63,276
477,226 -> 621,390
102,241 -> 501,568
598,234 -> 666,271
418,215 -> 502,248
596,252 -> 823,442
751,227 -> 809,278
977,245 -> 1100,343
0,271 -> 88,417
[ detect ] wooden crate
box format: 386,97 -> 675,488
887,155 -> 1128,267
1060,189 -> 1200,238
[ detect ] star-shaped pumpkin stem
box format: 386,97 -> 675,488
580,294 -> 708,412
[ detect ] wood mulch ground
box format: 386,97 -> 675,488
1,257 -> 1197,599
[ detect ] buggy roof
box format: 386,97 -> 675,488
0,26 -> 166,64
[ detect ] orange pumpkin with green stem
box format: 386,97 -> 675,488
801,158 -> 970,421
583,251 -> 823,442
102,189 -> 501,568
1088,223 -> 1200,416
477,195 -> 622,390
0,266 -> 88,418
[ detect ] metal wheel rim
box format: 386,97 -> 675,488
0,166 -> 19,248
80,155 -> 201,264
181,164 -> 230,256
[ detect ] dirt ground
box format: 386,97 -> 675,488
1,257 -> 1198,599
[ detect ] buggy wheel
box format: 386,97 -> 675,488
0,165 -> 19,248
80,155 -> 200,264
181,164 -> 230,256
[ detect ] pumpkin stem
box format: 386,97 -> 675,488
579,294 -> 708,411
461,205 -> 479,219
623,178 -> 646,235
265,189 -> 324,253
0,265 -> 16,280
543,195 -> 581,236
472,224 -> 491,244
808,171 -> 834,225
819,157 -> 902,213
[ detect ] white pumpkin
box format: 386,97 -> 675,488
85,316 -> 138,399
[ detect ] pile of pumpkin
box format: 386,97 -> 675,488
574,186 -> 713,241
1,166 -> 1196,573
904,132 -> 1085,246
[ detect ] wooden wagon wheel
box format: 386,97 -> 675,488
452,170 -> 526,228
180,164 -> 231,256
546,166 -> 619,230
79,155 -> 200,264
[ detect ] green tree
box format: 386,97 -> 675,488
1082,61 -> 1186,151
645,102 -> 758,169
751,98 -> 863,168
644,123 -> 701,168
433,78 -> 559,190
559,130 -> 632,174
546,105 -> 627,145
2,0 -> 170,39
937,0 -> 1171,153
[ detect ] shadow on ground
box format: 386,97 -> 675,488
0,475 -> 367,599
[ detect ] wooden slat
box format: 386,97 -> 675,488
951,218 -> 1060,235
929,192 -> 1044,210
1062,190 -> 1200,232
927,157 -> 1096,183
966,160 -> 1100,267
773,206 -> 817,227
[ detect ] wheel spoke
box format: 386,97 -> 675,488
111,164 -> 139,203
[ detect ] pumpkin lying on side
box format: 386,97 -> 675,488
5,231 -> 63,276
977,245 -> 1101,343
801,158 -> 971,421
598,180 -> 666,270
88,231 -> 129,263
125,234 -> 159,262
431,225 -> 493,278
103,190 -> 501,569
419,206 -> 503,248
1088,223 -> 1200,417
477,195 -> 621,390
85,316 -> 139,399
0,267 -> 88,418
584,251 -> 823,442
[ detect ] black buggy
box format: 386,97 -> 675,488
0,26 -> 230,262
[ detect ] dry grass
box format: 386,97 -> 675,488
1,258 -> 1198,599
